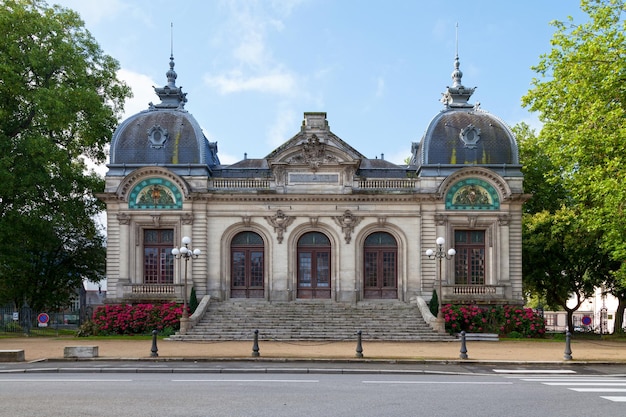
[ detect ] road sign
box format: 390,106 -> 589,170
581,315 -> 592,326
37,313 -> 50,327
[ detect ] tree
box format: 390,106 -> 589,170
523,209 -> 617,333
0,0 -> 131,310
522,0 -> 626,331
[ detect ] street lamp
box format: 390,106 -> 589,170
426,237 -> 456,332
171,236 -> 201,335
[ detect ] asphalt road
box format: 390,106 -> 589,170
1,368 -> 625,417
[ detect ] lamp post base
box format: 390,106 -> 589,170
179,317 -> 190,335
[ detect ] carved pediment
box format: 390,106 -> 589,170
286,134 -> 337,171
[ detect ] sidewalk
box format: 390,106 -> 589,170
2,336 -> 626,363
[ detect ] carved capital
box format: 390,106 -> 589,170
182,212 -> 194,225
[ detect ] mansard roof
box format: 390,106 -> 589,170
413,54 -> 521,177
107,55 -> 219,177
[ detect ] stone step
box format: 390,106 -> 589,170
170,300 -> 453,342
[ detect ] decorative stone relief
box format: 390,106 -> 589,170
468,215 -> 477,228
459,124 -> 481,149
273,165 -> 287,185
151,214 -> 160,227
242,216 -> 251,227
333,210 -> 362,244
498,214 -> 511,226
182,212 -> 194,225
117,213 -> 131,225
435,214 -> 448,225
147,125 -> 169,149
287,134 -> 337,171
265,209 -> 294,244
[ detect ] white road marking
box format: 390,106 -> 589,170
600,396 -> 626,402
542,382 -> 626,386
516,376 -> 626,403
570,388 -> 626,392
0,379 -> 133,382
172,379 -> 319,383
363,380 -> 513,385
493,369 -> 576,374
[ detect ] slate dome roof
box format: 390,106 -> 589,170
108,56 -> 219,174
414,55 -> 520,176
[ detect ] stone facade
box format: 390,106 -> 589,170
97,54 -> 527,307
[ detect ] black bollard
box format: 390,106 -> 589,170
564,331 -> 572,360
459,330 -> 468,359
355,330 -> 364,358
151,329 -> 159,357
252,329 -> 260,357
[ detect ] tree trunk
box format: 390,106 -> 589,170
614,295 -> 625,334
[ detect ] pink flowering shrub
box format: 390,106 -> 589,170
92,303 -> 185,335
442,304 -> 546,338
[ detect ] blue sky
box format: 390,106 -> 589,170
53,0 -> 588,167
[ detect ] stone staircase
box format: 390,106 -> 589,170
170,300 -> 454,341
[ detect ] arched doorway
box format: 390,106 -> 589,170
230,231 -> 264,298
297,232 -> 331,299
363,232 -> 398,299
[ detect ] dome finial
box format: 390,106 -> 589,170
152,23 -> 187,109
440,24 -> 476,108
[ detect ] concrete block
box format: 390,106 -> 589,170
64,346 -> 99,358
0,349 -> 25,362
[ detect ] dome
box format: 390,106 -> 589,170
107,55 -> 219,176
414,55 -> 520,177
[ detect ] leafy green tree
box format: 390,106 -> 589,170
0,0 -> 131,310
523,209 -> 617,333
522,0 -> 626,332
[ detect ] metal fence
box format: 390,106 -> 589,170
0,304 -> 89,335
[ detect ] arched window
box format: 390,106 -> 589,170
297,232 -> 331,299
231,232 -> 264,298
363,232 -> 398,299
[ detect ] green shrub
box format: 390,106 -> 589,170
76,320 -> 99,337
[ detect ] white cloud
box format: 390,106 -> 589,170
204,70 -> 297,95
375,76 -> 386,98
53,0 -> 129,25
204,0 -> 303,97
268,107 -> 298,147
117,68 -> 158,118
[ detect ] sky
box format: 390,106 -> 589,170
51,0 -> 589,167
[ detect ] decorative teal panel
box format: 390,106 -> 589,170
128,178 -> 183,210
445,178 -> 499,210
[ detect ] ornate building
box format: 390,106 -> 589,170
98,52 -> 527,312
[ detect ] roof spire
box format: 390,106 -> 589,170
152,23 -> 187,110
440,23 -> 475,108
